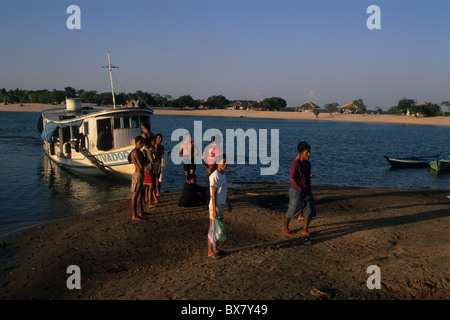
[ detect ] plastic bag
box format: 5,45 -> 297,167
214,219 -> 227,242
208,220 -> 217,248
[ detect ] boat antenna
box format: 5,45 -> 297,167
102,51 -> 119,109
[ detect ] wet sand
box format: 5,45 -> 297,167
2,103 -> 449,126
1,183 -> 449,300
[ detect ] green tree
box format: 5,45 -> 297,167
409,102 -> 441,117
151,93 -> 170,107
64,87 -> 77,98
259,97 -> 286,111
353,99 -> 367,114
52,90 -> 66,104
313,109 -> 320,118
206,95 -> 229,109
397,98 -> 416,114
79,90 -> 98,104
173,95 -> 195,109
387,105 -> 400,115
324,102 -> 339,115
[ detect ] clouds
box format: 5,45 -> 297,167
306,89 -> 320,100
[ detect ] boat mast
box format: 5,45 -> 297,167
102,51 -> 118,109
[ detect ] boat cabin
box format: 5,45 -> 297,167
40,102 -> 152,164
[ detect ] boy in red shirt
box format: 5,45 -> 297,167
283,142 -> 316,236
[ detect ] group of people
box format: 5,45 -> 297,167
129,123 -> 166,221
130,122 -> 316,259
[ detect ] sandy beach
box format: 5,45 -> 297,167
0,183 -> 449,300
1,103 -> 450,126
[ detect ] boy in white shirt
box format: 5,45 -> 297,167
208,154 -> 232,259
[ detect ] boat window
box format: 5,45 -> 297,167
131,116 -> 139,128
114,117 -> 121,129
70,126 -> 79,140
51,129 -> 59,144
60,127 -> 71,144
97,118 -> 113,151
123,116 -> 130,129
84,122 -> 89,135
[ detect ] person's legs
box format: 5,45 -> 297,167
301,196 -> 316,236
132,192 -> 142,220
301,217 -> 312,236
155,176 -> 161,196
284,188 -> 301,235
138,189 -> 144,216
207,203 -> 225,259
283,216 -> 294,235
147,184 -> 156,208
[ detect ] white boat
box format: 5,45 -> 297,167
37,52 -> 153,180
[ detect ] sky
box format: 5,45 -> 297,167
0,0 -> 449,109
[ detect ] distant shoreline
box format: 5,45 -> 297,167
1,103 -> 449,126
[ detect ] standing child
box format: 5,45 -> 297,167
154,133 -> 165,197
130,136 -> 147,221
142,136 -> 157,209
202,135 -> 223,191
283,142 -> 316,236
208,154 -> 232,259
179,132 -> 199,179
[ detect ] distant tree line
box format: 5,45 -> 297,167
1,88 -> 447,116
0,88 -> 288,111
387,98 -> 447,117
168,94 -> 287,111
0,87 -> 173,108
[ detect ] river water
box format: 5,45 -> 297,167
0,111 -> 449,236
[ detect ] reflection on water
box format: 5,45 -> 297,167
40,155 -> 131,212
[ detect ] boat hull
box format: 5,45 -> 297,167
429,160 -> 450,172
384,155 -> 440,168
43,142 -> 135,180
45,153 -> 135,180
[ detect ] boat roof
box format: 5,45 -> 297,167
42,105 -> 153,124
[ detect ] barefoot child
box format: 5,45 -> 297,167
142,136 -> 157,209
208,154 -> 232,259
130,136 -> 147,221
283,142 -> 316,236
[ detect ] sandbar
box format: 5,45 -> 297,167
2,103 -> 449,126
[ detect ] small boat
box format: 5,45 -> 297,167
429,159 -> 450,172
37,52 -> 153,180
384,154 -> 441,168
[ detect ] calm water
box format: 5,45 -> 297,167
0,111 -> 449,236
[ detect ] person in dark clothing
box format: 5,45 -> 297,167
178,174 -> 206,207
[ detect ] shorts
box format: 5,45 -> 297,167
184,163 -> 196,172
209,202 -> 225,220
144,171 -> 154,185
286,187 -> 316,219
131,172 -> 144,193
153,162 -> 161,178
